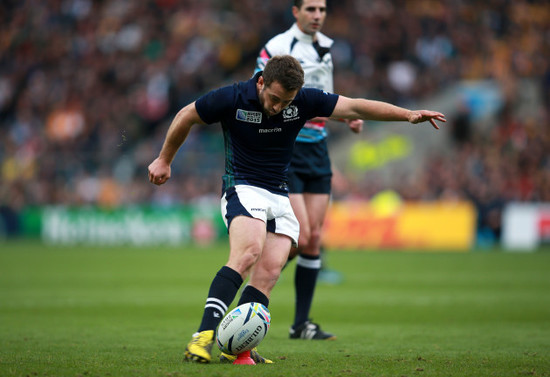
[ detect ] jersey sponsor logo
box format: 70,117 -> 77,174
282,105 -> 299,122
236,109 -> 262,124
258,127 -> 282,133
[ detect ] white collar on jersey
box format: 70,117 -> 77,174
290,23 -> 334,48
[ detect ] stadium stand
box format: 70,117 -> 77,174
1,0 -> 549,243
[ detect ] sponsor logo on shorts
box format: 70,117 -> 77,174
250,208 -> 266,213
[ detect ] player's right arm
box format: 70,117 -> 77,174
148,102 -> 205,185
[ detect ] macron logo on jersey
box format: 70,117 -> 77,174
236,109 -> 262,124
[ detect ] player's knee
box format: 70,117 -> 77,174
300,227 -> 322,256
298,227 -> 311,249
309,227 -> 322,245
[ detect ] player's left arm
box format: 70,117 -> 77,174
330,96 -> 445,129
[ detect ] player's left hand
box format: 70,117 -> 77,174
346,119 -> 363,133
408,110 -> 446,129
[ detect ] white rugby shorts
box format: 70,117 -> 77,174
221,185 -> 299,247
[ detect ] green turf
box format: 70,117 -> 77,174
1,241 -> 549,376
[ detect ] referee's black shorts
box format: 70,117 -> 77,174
288,141 -> 332,195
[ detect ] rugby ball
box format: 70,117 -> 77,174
216,302 -> 271,355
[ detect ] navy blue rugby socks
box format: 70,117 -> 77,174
198,266 -> 243,333
293,254 -> 321,327
238,285 -> 269,308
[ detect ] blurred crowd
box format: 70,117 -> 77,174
1,0 -> 549,242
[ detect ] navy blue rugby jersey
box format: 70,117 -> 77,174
194,72 -> 339,196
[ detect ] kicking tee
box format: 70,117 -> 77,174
195,72 -> 339,196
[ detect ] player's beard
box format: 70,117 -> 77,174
258,87 -> 276,117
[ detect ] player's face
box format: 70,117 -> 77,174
293,0 -> 327,36
257,77 -> 297,117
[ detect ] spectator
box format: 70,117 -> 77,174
0,1 -> 548,245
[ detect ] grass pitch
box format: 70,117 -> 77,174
0,241 -> 549,377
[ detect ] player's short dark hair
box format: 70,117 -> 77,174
262,55 -> 305,92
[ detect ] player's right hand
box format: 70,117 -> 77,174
148,158 -> 171,185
